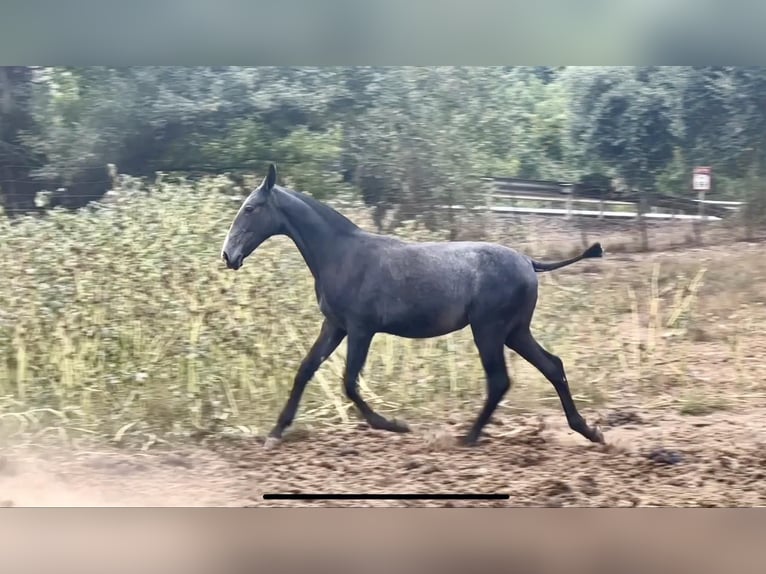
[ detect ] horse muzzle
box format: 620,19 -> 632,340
221,250 -> 243,270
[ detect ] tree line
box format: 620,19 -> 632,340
2,66 -> 766,231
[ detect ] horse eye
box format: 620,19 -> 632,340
244,205 -> 256,213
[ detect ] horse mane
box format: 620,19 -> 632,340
281,187 -> 360,235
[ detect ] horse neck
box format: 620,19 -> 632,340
277,190 -> 352,282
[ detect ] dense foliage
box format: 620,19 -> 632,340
3,66 -> 766,226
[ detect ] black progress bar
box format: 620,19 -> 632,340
263,493 -> 509,500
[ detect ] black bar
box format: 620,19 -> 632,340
262,493 -> 509,501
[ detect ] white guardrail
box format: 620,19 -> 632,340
472,178 -> 745,221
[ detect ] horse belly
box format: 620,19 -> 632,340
378,301 -> 469,339
364,257 -> 474,337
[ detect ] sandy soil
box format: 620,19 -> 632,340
2,405 -> 765,507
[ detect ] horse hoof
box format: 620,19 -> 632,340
458,435 -> 479,447
367,416 -> 410,433
263,436 -> 281,450
591,425 -> 605,444
390,419 -> 411,433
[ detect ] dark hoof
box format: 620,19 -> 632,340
367,415 -> 410,433
389,419 -> 411,433
263,436 -> 282,450
458,434 -> 480,447
590,425 -> 605,444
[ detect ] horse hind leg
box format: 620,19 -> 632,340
505,328 -> 604,444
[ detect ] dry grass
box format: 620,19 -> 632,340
1,175 -> 765,447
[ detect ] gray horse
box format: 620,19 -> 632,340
222,164 -> 605,448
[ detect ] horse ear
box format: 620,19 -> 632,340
262,163 -> 277,192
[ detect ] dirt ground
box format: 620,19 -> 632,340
2,404 -> 765,507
